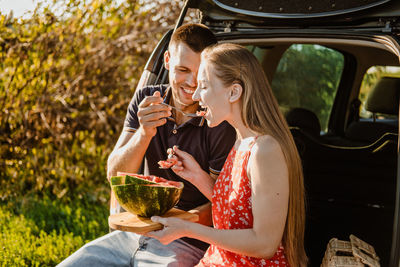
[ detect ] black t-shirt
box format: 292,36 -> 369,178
124,84 -> 236,250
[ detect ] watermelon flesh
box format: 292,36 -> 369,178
111,172 -> 183,217
158,152 -> 178,169
115,172 -> 183,188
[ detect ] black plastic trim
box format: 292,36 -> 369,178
144,30 -> 173,73
328,52 -> 357,136
389,101 -> 400,267
212,0 -> 390,19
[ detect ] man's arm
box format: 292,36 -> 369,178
107,128 -> 152,178
107,91 -> 171,179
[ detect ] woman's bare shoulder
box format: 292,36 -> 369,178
248,135 -> 288,187
252,135 -> 283,159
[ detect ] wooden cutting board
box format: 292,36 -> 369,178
108,208 -> 199,234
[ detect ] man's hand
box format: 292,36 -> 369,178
137,91 -> 171,137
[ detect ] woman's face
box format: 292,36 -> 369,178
193,60 -> 231,127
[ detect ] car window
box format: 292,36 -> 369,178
359,66 -> 400,120
270,44 -> 344,133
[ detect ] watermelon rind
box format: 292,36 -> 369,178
110,175 -> 183,217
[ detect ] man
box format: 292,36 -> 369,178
58,23 -> 236,266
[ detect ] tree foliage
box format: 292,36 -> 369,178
1,0 -> 186,264
0,0 -> 183,201
272,44 -> 344,131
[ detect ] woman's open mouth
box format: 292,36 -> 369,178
196,105 -> 209,117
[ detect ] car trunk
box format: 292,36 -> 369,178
183,1 -> 400,265
138,0 -> 400,265
212,33 -> 399,266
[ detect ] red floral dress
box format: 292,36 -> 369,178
196,137 -> 289,267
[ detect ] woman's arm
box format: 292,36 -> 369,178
246,135 -> 289,257
150,217 -> 280,258
148,136 -> 289,258
170,146 -> 216,200
188,202 -> 212,226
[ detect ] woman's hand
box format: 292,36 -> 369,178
145,216 -> 191,245
170,146 -> 206,185
170,146 -> 215,200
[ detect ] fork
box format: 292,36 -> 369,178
161,103 -> 200,118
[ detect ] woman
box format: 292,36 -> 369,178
147,43 -> 307,266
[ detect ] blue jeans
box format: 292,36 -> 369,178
57,231 -> 205,267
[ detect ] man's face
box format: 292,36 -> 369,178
164,42 -> 201,107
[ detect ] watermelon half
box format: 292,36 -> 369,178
110,172 -> 184,217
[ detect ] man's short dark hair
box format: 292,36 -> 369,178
169,23 -> 217,53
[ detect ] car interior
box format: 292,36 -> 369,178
226,37 -> 399,266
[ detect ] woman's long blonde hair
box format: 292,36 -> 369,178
202,43 -> 307,266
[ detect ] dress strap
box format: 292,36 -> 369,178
248,136 -> 259,150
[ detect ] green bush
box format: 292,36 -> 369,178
0,0 -> 183,201
0,0 -> 187,265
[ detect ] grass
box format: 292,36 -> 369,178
0,194 -> 109,266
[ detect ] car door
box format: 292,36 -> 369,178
135,29 -> 172,90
